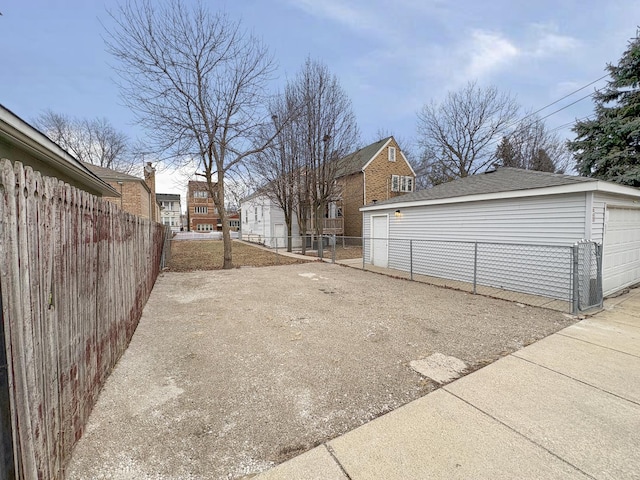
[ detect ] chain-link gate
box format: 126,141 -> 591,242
572,240 -> 603,313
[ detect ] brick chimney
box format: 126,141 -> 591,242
143,162 -> 158,221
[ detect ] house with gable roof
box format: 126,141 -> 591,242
240,136 -> 415,246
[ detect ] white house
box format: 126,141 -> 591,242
240,192 -> 301,248
360,167 -> 640,298
157,193 -> 182,232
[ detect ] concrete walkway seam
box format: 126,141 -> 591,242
323,444 -> 353,480
555,332 -> 640,358
510,354 -> 640,407
440,387 -> 597,480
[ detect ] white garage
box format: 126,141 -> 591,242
603,207 -> 640,295
361,168 -> 640,299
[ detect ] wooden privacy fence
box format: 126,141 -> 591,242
0,159 -> 166,479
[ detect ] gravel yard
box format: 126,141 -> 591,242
67,262 -> 575,479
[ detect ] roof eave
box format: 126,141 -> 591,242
360,181 -> 640,212
1,107 -> 119,197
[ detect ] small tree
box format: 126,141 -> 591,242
34,110 -> 135,173
292,59 -> 359,246
495,115 -> 571,173
495,136 -> 519,167
252,91 -> 301,251
105,0 -> 278,268
416,81 -> 519,180
568,31 -> 640,185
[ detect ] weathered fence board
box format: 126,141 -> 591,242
0,159 -> 166,479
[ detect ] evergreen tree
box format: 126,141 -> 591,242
495,136 -> 520,167
568,32 -> 640,186
530,148 -> 555,172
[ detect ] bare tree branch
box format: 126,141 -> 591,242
34,110 -> 135,174
416,81 -> 519,184
105,0 -> 277,268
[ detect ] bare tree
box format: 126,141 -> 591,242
291,59 -> 359,249
254,59 -> 358,254
34,110 -> 135,173
495,115 -> 572,173
252,91 -> 301,251
105,0 -> 277,269
416,81 -> 519,180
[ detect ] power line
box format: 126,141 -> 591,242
493,74 -> 608,141
549,115 -> 594,134
517,74 -> 608,124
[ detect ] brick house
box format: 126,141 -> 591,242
186,180 -> 219,231
336,136 -> 415,237
240,136 -> 415,242
157,193 -> 182,232
85,162 -> 160,221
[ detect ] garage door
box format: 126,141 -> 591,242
603,207 -> 640,295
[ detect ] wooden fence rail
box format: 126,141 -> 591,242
0,159 -> 166,479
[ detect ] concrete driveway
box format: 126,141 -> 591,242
67,262 -> 574,479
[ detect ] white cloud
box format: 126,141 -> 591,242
464,30 -> 520,79
529,23 -> 580,57
286,0 -> 383,37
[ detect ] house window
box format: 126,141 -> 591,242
401,176 -> 413,192
388,146 -> 396,162
391,175 -> 400,192
254,207 -> 258,221
391,175 -> 413,192
196,224 -> 213,231
194,191 -> 208,198
229,220 -> 240,227
195,206 -> 208,214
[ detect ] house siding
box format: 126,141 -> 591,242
340,172 -> 364,237
187,181 -> 218,231
362,193 -> 588,301
366,193 -> 587,246
102,181 -> 153,220
363,138 -> 414,206
241,194 -> 300,248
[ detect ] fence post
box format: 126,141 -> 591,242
473,242 -> 478,294
596,242 -> 603,308
362,237 -> 366,270
572,243 -> 579,314
275,237 -> 279,264
332,234 -> 336,264
409,239 -> 413,281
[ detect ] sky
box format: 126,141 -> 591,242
1,0 -> 639,207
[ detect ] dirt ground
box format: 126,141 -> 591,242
66,262 -> 575,480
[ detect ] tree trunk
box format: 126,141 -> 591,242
213,177 -> 233,269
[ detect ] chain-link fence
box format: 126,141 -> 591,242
241,234 -> 363,262
240,232 -> 601,314
364,237 -> 602,313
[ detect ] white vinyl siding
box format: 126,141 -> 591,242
362,193 -> 587,301
240,195 -> 301,248
366,193 -> 587,246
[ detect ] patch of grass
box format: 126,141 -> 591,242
168,240 -> 310,271
305,245 -> 363,261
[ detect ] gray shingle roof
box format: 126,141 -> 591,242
83,162 -> 143,182
369,167 -> 597,206
335,137 -> 391,177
